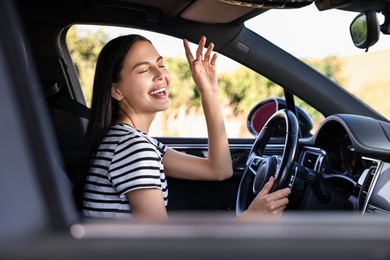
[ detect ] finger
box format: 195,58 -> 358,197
265,187 -> 291,205
271,206 -> 286,217
272,197 -> 289,210
278,187 -> 291,197
262,196 -> 288,215
258,176 -> 275,196
203,42 -> 214,63
183,39 -> 195,65
196,36 -> 206,61
210,53 -> 218,66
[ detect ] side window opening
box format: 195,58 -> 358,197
66,25 -> 321,137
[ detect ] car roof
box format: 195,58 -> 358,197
15,0 -> 263,25
15,0 -> 389,24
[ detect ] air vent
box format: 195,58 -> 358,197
302,151 -> 321,171
359,166 -> 377,210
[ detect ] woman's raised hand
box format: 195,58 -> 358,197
183,36 -> 218,95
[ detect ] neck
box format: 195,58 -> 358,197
117,112 -> 156,133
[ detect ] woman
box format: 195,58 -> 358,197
79,34 -> 290,221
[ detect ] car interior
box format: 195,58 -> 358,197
2,0 -> 390,258
12,0 -> 390,218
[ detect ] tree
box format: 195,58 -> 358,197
218,66 -> 284,116
66,26 -> 109,106
164,56 -> 198,110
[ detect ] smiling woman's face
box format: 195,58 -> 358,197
113,40 -> 171,116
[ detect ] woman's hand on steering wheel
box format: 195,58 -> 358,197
247,176 -> 291,216
237,176 -> 291,221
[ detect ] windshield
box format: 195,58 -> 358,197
245,4 -> 390,120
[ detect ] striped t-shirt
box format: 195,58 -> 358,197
82,123 -> 168,219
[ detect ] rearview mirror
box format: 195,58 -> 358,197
350,11 -> 380,51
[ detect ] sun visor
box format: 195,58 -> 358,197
180,0 -> 256,24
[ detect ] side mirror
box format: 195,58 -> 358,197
350,11 -> 380,51
247,97 -> 313,137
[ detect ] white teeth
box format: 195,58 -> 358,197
149,87 -> 166,95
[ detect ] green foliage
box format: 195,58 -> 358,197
66,26 -> 109,106
164,56 -> 200,110
165,58 -> 286,116
218,66 -> 284,115
67,27 -> 107,61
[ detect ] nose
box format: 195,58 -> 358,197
153,66 -> 169,82
155,70 -> 164,81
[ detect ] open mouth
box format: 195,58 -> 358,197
149,86 -> 167,98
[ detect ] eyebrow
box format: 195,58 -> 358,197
132,56 -> 163,70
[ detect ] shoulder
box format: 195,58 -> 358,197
110,124 -> 167,156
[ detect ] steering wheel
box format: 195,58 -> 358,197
236,109 -> 299,215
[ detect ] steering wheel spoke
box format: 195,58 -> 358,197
248,155 -> 266,175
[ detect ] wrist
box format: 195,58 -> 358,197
199,86 -> 219,101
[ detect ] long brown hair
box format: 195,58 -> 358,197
74,34 -> 151,210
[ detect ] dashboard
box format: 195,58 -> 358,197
297,114 -> 390,215
323,133 -> 361,175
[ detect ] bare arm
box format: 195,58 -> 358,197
163,36 -> 232,181
126,188 -> 168,222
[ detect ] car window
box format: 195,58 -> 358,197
245,4 -> 390,121
66,24 -> 322,138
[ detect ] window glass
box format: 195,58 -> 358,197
245,4 -> 390,120
66,25 -> 320,138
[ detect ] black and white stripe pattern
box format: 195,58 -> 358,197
82,124 -> 168,219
